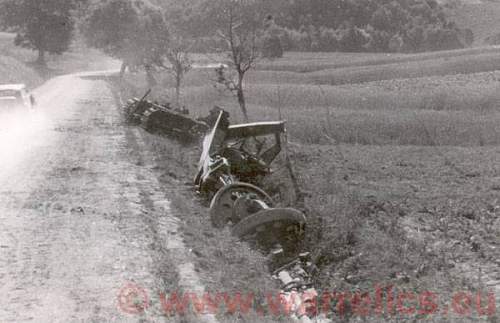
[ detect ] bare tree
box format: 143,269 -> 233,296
162,36 -> 192,107
212,0 -> 263,121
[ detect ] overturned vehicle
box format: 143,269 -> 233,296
125,90 -> 208,142
194,111 -> 330,323
194,110 -> 307,249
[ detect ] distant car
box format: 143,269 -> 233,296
0,84 -> 35,111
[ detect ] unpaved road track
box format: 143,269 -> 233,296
0,73 -> 214,322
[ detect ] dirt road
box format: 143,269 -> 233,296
0,73 -> 214,322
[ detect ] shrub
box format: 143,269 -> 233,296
262,16 -> 284,58
283,28 -> 311,51
364,26 -> 391,52
262,35 -> 284,58
424,26 -> 464,51
318,27 -> 339,52
337,25 -> 370,52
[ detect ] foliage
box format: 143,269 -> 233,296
268,0 -> 470,52
153,0 -> 471,55
80,0 -> 169,78
262,16 -> 284,59
0,0 -> 78,65
81,0 -> 194,97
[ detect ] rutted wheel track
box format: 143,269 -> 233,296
0,73 -> 219,322
115,81 -> 219,323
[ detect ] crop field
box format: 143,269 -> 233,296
126,49 -> 500,147
121,46 -> 499,321
2,0 -> 499,321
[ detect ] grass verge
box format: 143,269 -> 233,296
111,47 -> 499,321
110,77 -> 285,322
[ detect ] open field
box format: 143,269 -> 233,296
124,47 -> 500,146
255,46 -> 500,73
120,46 -> 500,321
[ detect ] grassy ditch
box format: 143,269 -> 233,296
110,47 -> 499,321
110,77 -> 286,322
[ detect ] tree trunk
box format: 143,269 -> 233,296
145,65 -> 157,88
284,143 -> 305,210
119,61 -> 127,79
36,49 -> 46,67
236,73 -> 249,122
175,72 -> 182,107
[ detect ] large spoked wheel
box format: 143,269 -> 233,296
231,208 -> 306,239
209,182 -> 274,228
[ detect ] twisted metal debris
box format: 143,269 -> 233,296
127,98 -> 330,321
195,111 -> 331,322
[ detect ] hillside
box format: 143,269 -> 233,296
444,0 -> 500,45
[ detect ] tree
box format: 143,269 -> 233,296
80,0 -> 169,83
201,0 -> 265,121
272,0 -> 468,53
82,0 -> 195,101
262,15 -> 284,58
136,5 -> 171,87
163,37 -> 192,107
157,2 -> 196,107
80,0 -> 136,76
0,0 -> 77,66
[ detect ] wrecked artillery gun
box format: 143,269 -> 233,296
125,95 -> 327,321
194,110 -> 307,244
194,111 -> 330,323
125,89 -> 209,142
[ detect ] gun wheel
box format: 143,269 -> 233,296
210,182 -> 273,228
231,208 -> 306,240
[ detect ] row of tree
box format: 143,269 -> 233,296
265,0 -> 473,52
0,0 -> 266,119
0,0 -> 473,120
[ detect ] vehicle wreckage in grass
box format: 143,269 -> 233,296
194,110 -> 307,243
126,96 -> 329,322
194,110 -> 330,323
124,89 -> 209,142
